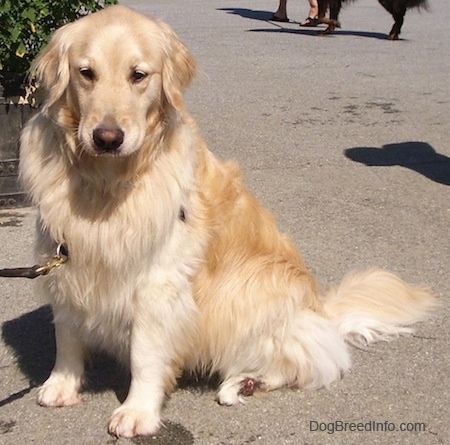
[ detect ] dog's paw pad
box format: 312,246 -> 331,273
108,407 -> 161,438
217,376 -> 264,405
238,377 -> 262,396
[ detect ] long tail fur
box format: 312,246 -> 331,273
403,0 -> 429,10
323,268 -> 437,345
347,0 -> 429,7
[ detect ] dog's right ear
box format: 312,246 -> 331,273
32,24 -> 73,109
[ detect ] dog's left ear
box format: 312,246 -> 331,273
159,22 -> 196,111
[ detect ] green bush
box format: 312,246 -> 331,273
0,0 -> 117,77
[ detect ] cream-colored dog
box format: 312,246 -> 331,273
20,5 -> 436,438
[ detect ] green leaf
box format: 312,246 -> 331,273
21,9 -> 37,22
9,26 -> 21,42
0,1 -> 11,14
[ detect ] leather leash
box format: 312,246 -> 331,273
0,244 -> 68,279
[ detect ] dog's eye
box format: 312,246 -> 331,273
131,70 -> 147,83
79,67 -> 95,81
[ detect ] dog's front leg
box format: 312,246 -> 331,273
107,324 -> 174,437
37,318 -> 85,407
108,285 -> 194,438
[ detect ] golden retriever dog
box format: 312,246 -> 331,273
20,5 -> 436,438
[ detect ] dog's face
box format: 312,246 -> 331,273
34,5 -> 195,158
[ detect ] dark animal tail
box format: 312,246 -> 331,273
345,0 -> 429,7
405,0 -> 429,10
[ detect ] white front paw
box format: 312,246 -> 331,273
108,406 -> 161,438
37,375 -> 82,407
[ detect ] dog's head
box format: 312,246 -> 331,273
33,5 -> 195,158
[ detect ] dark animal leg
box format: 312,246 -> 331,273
319,0 -> 342,35
379,0 -> 406,40
329,0 -> 342,27
388,9 -> 406,40
318,0 -> 329,22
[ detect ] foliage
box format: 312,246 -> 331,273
0,0 -> 117,77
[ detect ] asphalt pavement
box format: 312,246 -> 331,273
1,0 -> 449,444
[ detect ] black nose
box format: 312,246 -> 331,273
92,125 -> 124,152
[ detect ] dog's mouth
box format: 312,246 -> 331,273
82,144 -> 131,159
88,147 -> 128,158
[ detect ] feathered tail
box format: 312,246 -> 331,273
343,0 -> 428,8
405,0 -> 429,10
323,268 -> 437,344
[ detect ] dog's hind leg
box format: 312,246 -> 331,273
379,0 -> 407,39
319,0 -> 342,35
388,9 -> 406,40
329,0 -> 342,28
215,310 -> 351,406
318,0 -> 329,21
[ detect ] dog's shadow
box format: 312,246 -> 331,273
217,7 -> 390,40
247,28 -> 389,39
1,306 -> 218,404
217,7 -> 273,21
2,306 -> 56,388
1,306 -> 131,402
345,141 -> 450,185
